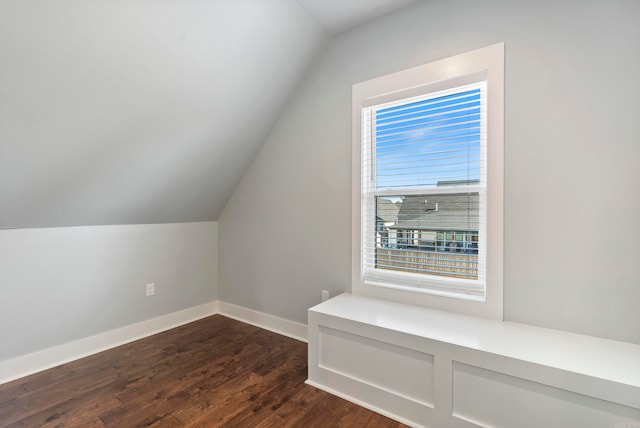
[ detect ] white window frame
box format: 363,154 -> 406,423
362,82 -> 487,296
351,43 -> 504,320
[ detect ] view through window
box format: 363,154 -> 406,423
362,83 -> 486,295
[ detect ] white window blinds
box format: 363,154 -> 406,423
361,82 -> 487,297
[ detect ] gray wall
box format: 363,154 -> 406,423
0,221 -> 218,360
219,0 -> 640,344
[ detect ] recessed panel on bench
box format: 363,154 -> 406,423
319,326 -> 434,406
452,362 -> 640,428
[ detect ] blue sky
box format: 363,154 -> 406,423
375,88 -> 482,190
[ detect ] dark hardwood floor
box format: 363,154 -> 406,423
0,315 -> 407,427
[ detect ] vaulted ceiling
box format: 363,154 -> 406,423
0,0 -> 419,229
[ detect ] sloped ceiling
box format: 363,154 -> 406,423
296,0 -> 420,34
0,0 -> 417,229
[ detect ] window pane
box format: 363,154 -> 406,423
375,88 -> 482,190
374,193 -> 479,280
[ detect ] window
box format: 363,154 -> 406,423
363,83 -> 486,294
352,44 -> 504,319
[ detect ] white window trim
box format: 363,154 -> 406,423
351,43 -> 504,320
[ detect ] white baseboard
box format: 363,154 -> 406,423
1,300 -> 308,385
0,301 -> 218,385
217,300 -> 308,343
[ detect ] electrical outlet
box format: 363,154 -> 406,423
321,290 -> 330,302
146,283 -> 155,297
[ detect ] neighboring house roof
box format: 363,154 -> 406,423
376,198 -> 401,223
388,193 -> 479,232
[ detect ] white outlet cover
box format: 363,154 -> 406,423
146,283 -> 155,296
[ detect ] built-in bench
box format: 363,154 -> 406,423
307,293 -> 640,428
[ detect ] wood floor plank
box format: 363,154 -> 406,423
11,393 -> 119,428
192,346 -> 306,427
0,315 -> 407,428
255,385 -> 325,428
1,366 -> 122,426
0,384 -> 25,405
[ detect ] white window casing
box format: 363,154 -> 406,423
352,43 -> 504,320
